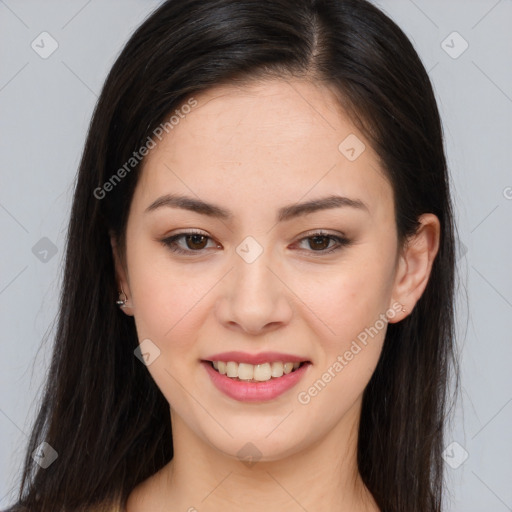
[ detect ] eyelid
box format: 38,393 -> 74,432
296,228 -> 347,239
159,229 -> 220,256
169,228 -> 209,237
291,230 -> 351,255
160,229 -> 351,256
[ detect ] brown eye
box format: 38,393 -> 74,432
185,234 -> 208,250
161,231 -> 219,255
308,235 -> 331,251
295,231 -> 352,255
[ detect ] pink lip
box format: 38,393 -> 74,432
204,351 -> 309,365
201,360 -> 312,402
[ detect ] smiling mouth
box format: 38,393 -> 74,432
204,360 -> 310,383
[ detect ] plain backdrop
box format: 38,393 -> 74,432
1,0 -> 511,510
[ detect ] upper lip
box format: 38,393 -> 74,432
203,351 -> 310,365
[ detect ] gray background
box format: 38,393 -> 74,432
1,0 -> 511,509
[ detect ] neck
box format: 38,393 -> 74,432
128,396 -> 379,511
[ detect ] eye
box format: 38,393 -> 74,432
160,230 -> 352,256
294,231 -> 352,255
160,230 -> 220,255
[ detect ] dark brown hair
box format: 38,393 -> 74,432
7,1 -> 458,511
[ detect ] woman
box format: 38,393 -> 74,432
7,0 -> 458,510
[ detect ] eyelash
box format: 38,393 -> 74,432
160,229 -> 352,256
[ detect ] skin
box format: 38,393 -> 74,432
112,78 -> 440,511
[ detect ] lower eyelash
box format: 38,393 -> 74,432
315,235 -> 350,254
161,232 -> 351,255
303,233 -> 351,254
161,232 -> 212,255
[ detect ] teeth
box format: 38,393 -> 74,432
210,360 -> 305,382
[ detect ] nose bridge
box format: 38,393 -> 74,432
217,236 -> 292,333
232,238 -> 276,302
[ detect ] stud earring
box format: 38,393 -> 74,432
116,288 -> 128,308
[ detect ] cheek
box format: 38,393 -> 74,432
127,249 -> 212,408
292,255 -> 395,345
293,265 -> 391,416
127,243 -> 208,352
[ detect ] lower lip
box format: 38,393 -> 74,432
201,361 -> 311,402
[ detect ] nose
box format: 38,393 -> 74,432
215,247 -> 293,335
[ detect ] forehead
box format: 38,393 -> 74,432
136,79 -> 393,220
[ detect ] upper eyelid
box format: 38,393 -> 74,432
166,228 -> 347,240
163,230 -> 348,251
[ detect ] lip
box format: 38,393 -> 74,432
201,360 -> 312,402
204,351 -> 309,365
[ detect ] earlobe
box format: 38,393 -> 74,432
388,213 -> 441,323
110,233 -> 134,316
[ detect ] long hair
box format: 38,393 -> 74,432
8,1 -> 458,511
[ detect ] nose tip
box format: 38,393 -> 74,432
216,255 -> 293,334
230,319 -> 282,336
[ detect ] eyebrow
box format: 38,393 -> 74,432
145,193 -> 369,222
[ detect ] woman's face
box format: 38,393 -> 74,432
115,78 -> 407,461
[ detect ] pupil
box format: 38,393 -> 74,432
187,234 -> 207,250
310,236 -> 329,250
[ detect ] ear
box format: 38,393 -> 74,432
388,213 -> 441,323
110,233 -> 134,316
